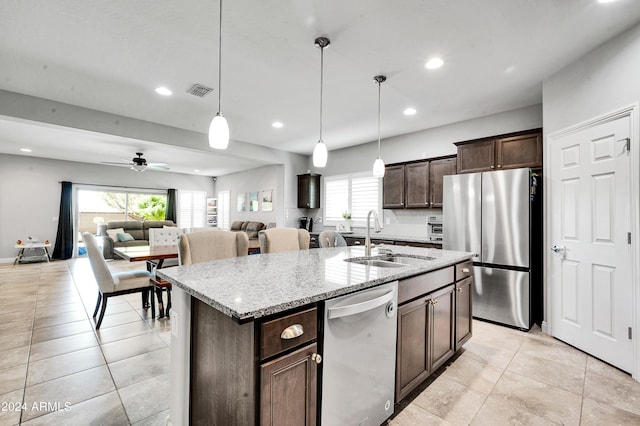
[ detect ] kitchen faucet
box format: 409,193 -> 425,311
365,209 -> 382,257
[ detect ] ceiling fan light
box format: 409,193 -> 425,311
313,140 -> 328,168
131,164 -> 147,172
373,157 -> 385,178
209,113 -> 229,149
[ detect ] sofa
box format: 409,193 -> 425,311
230,221 -> 265,252
97,220 -> 177,259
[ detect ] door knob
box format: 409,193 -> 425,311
551,245 -> 565,254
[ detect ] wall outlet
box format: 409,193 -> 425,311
52,217 -> 58,222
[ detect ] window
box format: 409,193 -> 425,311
179,190 -> 207,228
217,190 -> 230,229
323,172 -> 382,227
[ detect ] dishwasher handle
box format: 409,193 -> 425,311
327,289 -> 396,319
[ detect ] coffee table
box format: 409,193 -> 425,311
14,243 -> 52,265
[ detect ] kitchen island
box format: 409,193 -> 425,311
158,244 -> 473,426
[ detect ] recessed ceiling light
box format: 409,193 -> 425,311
598,0 -> 617,3
193,169 -> 201,173
155,87 -> 172,96
425,57 -> 444,70
20,148 -> 32,153
272,122 -> 283,128
403,108 -> 417,116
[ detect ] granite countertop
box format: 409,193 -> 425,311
157,245 -> 471,322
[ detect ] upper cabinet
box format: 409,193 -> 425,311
455,129 -> 542,174
383,165 -> 405,208
429,157 -> 457,208
297,173 -> 321,208
383,156 -> 456,209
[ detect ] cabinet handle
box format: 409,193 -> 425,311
311,353 -> 322,364
280,324 -> 304,339
456,288 -> 463,292
490,165 -> 495,169
461,267 -> 470,273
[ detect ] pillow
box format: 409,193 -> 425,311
117,232 -> 135,242
106,227 -> 124,240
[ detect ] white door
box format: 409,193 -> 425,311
549,113 -> 633,372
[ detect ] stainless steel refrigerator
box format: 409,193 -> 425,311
443,168 -> 541,330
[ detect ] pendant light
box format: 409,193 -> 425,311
208,0 -> 229,149
312,37 -> 330,168
372,75 -> 386,178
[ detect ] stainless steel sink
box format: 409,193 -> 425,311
344,254 -> 435,268
345,258 -> 407,268
382,254 -> 436,264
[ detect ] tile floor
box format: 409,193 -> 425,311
2,258 -> 640,425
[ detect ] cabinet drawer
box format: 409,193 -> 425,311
398,267 -> 454,305
456,261 -> 473,281
260,307 -> 317,359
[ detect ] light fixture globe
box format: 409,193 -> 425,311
373,157 -> 385,178
313,139 -> 328,167
209,113 -> 229,149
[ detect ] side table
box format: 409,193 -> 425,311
14,243 -> 52,265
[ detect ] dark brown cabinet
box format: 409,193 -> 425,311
382,165 -> 405,208
405,161 -> 430,208
395,265 -> 461,402
454,260 -> 473,349
384,156 -> 456,209
429,157 -> 457,208
260,343 -> 318,426
455,129 -> 542,174
298,174 -> 321,208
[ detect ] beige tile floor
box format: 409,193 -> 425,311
2,258 -> 640,425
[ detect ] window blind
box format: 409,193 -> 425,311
323,172 -> 381,227
217,190 -> 230,229
179,190 -> 206,228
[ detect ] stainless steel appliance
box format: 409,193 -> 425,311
322,281 -> 398,425
443,168 -> 541,329
299,216 -> 313,232
427,214 -> 444,243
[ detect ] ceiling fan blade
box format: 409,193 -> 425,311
100,161 -> 133,166
148,163 -> 170,170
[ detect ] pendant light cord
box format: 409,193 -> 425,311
217,0 -> 223,114
377,79 -> 381,158
319,45 -> 324,141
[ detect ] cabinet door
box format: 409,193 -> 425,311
455,277 -> 473,349
495,132 -> 542,170
396,297 -> 429,402
429,157 -> 457,208
405,161 -> 430,208
298,174 -> 321,208
456,139 -> 495,173
429,284 -> 455,372
383,165 -> 405,208
260,343 -> 318,426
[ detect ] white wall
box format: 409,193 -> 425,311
215,152 -> 310,229
0,154 -> 213,261
542,22 -> 640,327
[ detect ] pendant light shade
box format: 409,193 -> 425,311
372,75 -> 387,178
312,36 -> 330,168
313,140 -> 328,167
209,0 -> 230,150
209,113 -> 229,149
373,157 -> 385,178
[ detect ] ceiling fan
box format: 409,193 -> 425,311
101,152 -> 169,172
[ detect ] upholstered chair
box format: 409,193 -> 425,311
83,232 -> 155,329
178,230 -> 249,265
318,230 -> 347,248
258,228 -> 310,253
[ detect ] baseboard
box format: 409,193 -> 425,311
541,320 -> 549,334
0,257 -> 15,264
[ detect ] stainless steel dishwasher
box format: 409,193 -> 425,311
322,281 -> 398,425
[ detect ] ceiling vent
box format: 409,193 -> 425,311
186,84 -> 213,97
